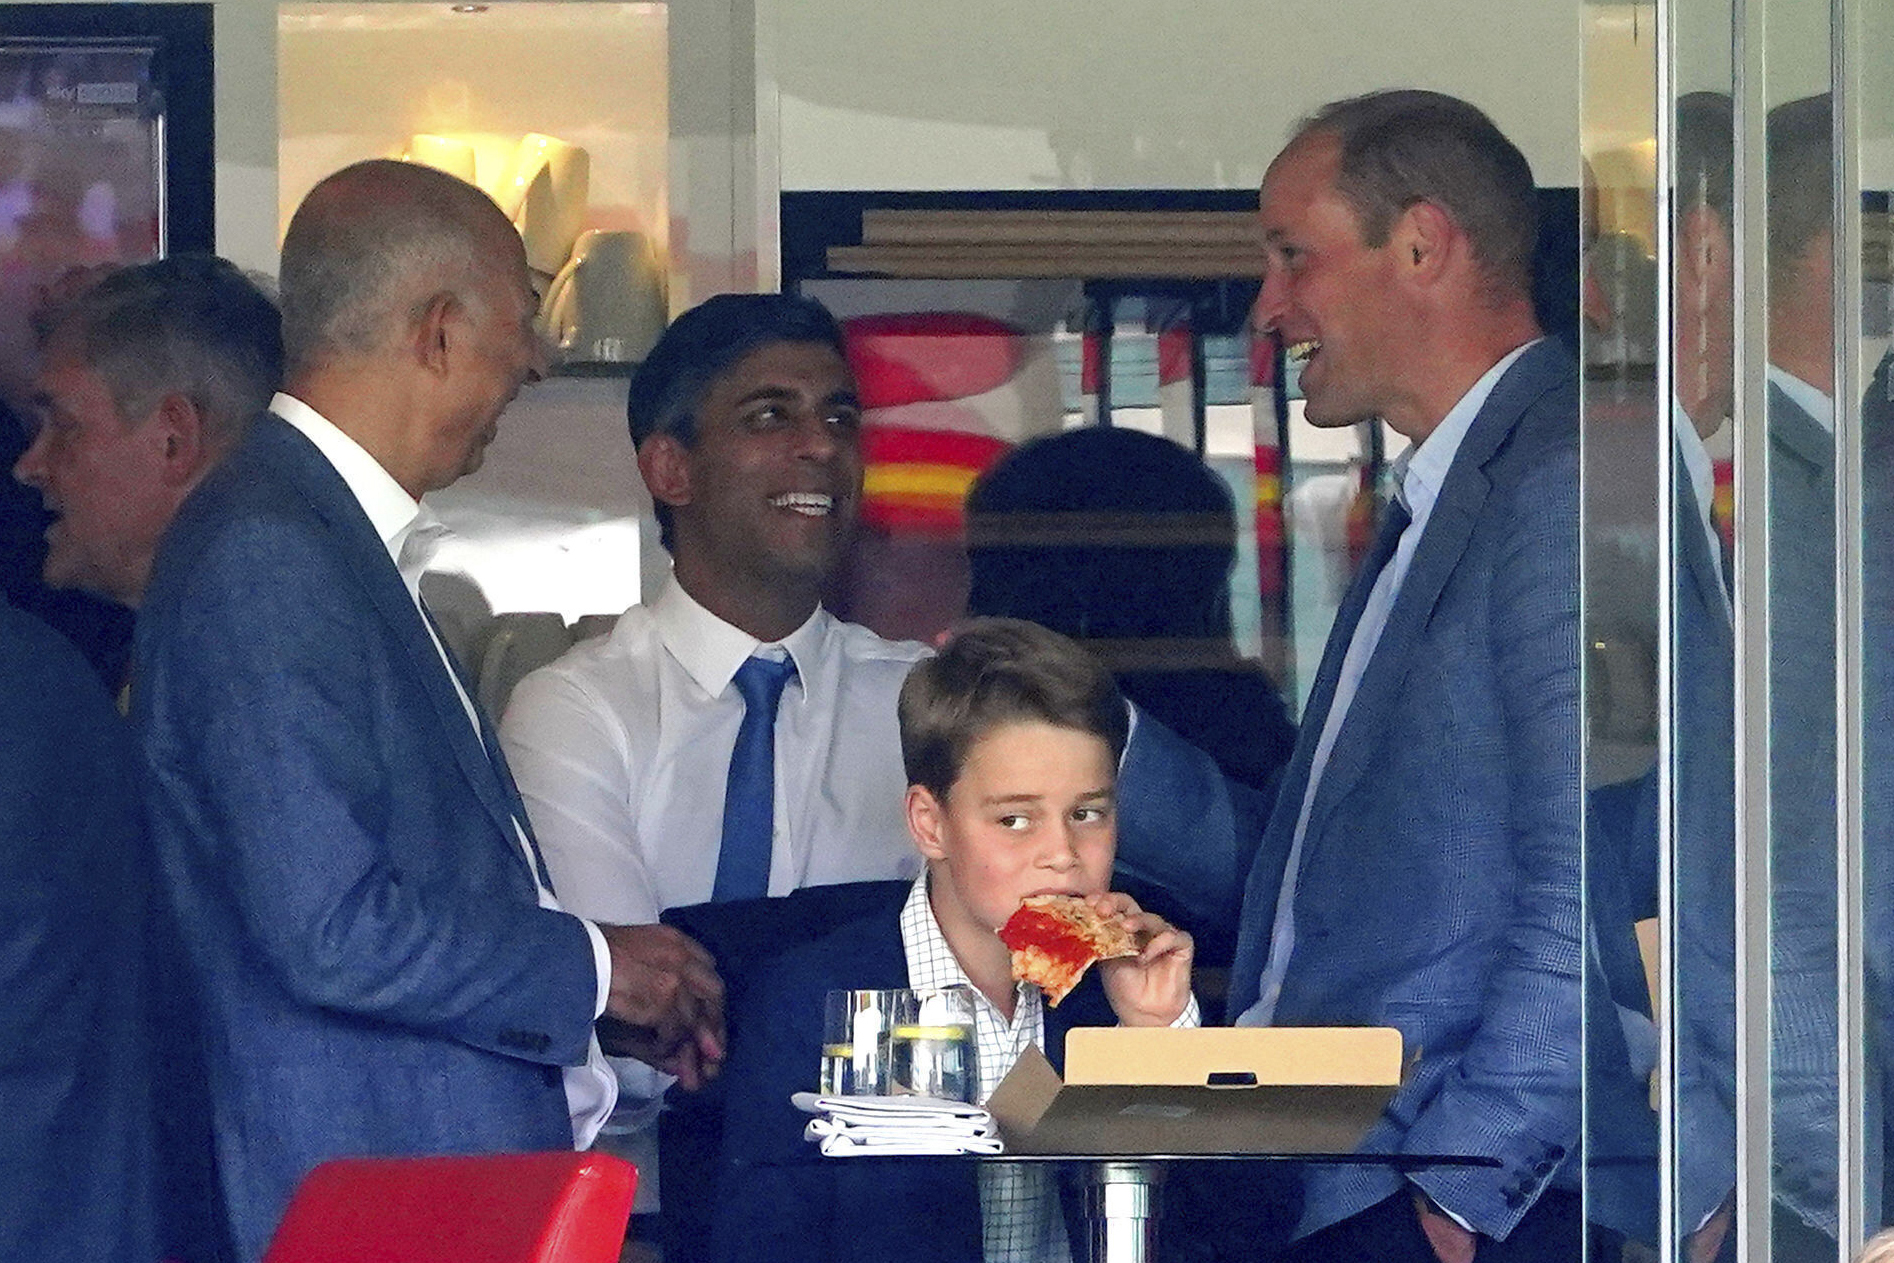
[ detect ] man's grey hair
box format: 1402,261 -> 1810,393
42,254 -> 283,448
1297,88 -> 1540,298
278,159 -> 509,375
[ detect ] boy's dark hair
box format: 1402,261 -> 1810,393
626,292 -> 849,552
899,617 -> 1128,801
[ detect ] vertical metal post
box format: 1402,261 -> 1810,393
1652,0 -> 1681,1253
1731,0 -> 1777,1253
1082,1161 -> 1164,1263
1831,0 -> 1868,1245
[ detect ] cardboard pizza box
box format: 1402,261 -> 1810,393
985,1026 -> 1404,1156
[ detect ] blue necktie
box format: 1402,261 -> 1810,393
712,654 -> 798,902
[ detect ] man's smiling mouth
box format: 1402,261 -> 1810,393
1287,339 -> 1322,364
771,492 -> 833,517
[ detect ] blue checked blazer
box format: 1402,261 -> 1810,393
1757,384 -> 1841,1237
1228,339 -> 1584,1241
135,414 -> 601,1262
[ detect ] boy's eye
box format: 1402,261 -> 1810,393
1071,806 -> 1112,825
746,405 -> 787,430
996,813 -> 1031,832
826,405 -> 862,432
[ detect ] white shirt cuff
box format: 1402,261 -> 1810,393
1410,1183 -> 1475,1233
580,918 -> 610,1019
1170,994 -> 1201,1028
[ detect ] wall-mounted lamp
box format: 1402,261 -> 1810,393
450,4 -> 489,13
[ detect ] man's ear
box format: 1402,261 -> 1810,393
1392,200 -> 1456,285
636,432 -> 695,511
411,290 -> 459,376
150,392 -> 208,486
906,784 -> 950,862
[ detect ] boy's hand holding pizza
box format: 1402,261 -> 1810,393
1000,892 -> 1193,1026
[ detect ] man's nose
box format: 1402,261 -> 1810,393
525,330 -> 552,384
12,430 -> 48,490
1253,273 -> 1289,333
793,410 -> 839,460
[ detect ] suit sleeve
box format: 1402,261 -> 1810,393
139,516 -> 598,1067
1115,710 -> 1270,965
1403,443 -> 1586,1231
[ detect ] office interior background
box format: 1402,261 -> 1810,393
4,0 -> 1890,1257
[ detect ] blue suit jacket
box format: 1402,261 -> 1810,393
0,601 -> 157,1263
135,414 -> 601,1261
1585,443 -> 1728,1245
1759,384 -> 1841,1238
1229,340 -> 1583,1240
710,882 -> 1114,1263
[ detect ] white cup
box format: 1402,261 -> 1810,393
541,229 -> 667,365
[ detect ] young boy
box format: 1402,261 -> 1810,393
711,618 -> 1196,1263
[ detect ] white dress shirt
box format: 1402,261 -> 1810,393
270,392 -> 617,1148
898,874 -> 1199,1263
499,576 -> 931,1203
1768,363 -> 1836,434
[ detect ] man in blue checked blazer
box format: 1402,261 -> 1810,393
134,161 -> 724,1262
1227,90 -> 1606,1262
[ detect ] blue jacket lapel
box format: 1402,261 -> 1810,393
1302,341 -> 1565,844
252,416 -> 538,886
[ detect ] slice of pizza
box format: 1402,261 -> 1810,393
997,894 -> 1140,1006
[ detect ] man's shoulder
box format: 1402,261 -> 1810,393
1462,345 -> 1578,513
822,614 -> 933,668
1484,341 -> 1579,456
158,416 -> 330,573
506,604 -> 661,714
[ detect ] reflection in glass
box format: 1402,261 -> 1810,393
1853,0 -> 1894,1239
1760,92 -> 1841,1261
1580,9 -> 1664,1262
1669,90 -> 1743,1263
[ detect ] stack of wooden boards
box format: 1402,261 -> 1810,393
827,209 -> 1266,279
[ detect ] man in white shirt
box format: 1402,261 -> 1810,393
501,293 -> 929,1212
135,160 -> 722,1262
504,293 -> 1262,1239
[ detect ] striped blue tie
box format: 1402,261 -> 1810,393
712,654 -> 798,902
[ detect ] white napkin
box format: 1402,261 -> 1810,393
792,1092 -> 1005,1157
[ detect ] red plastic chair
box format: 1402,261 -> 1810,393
262,1151 -> 637,1263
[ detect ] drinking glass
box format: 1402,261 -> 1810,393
820,989 -> 896,1096
884,986 -> 979,1103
